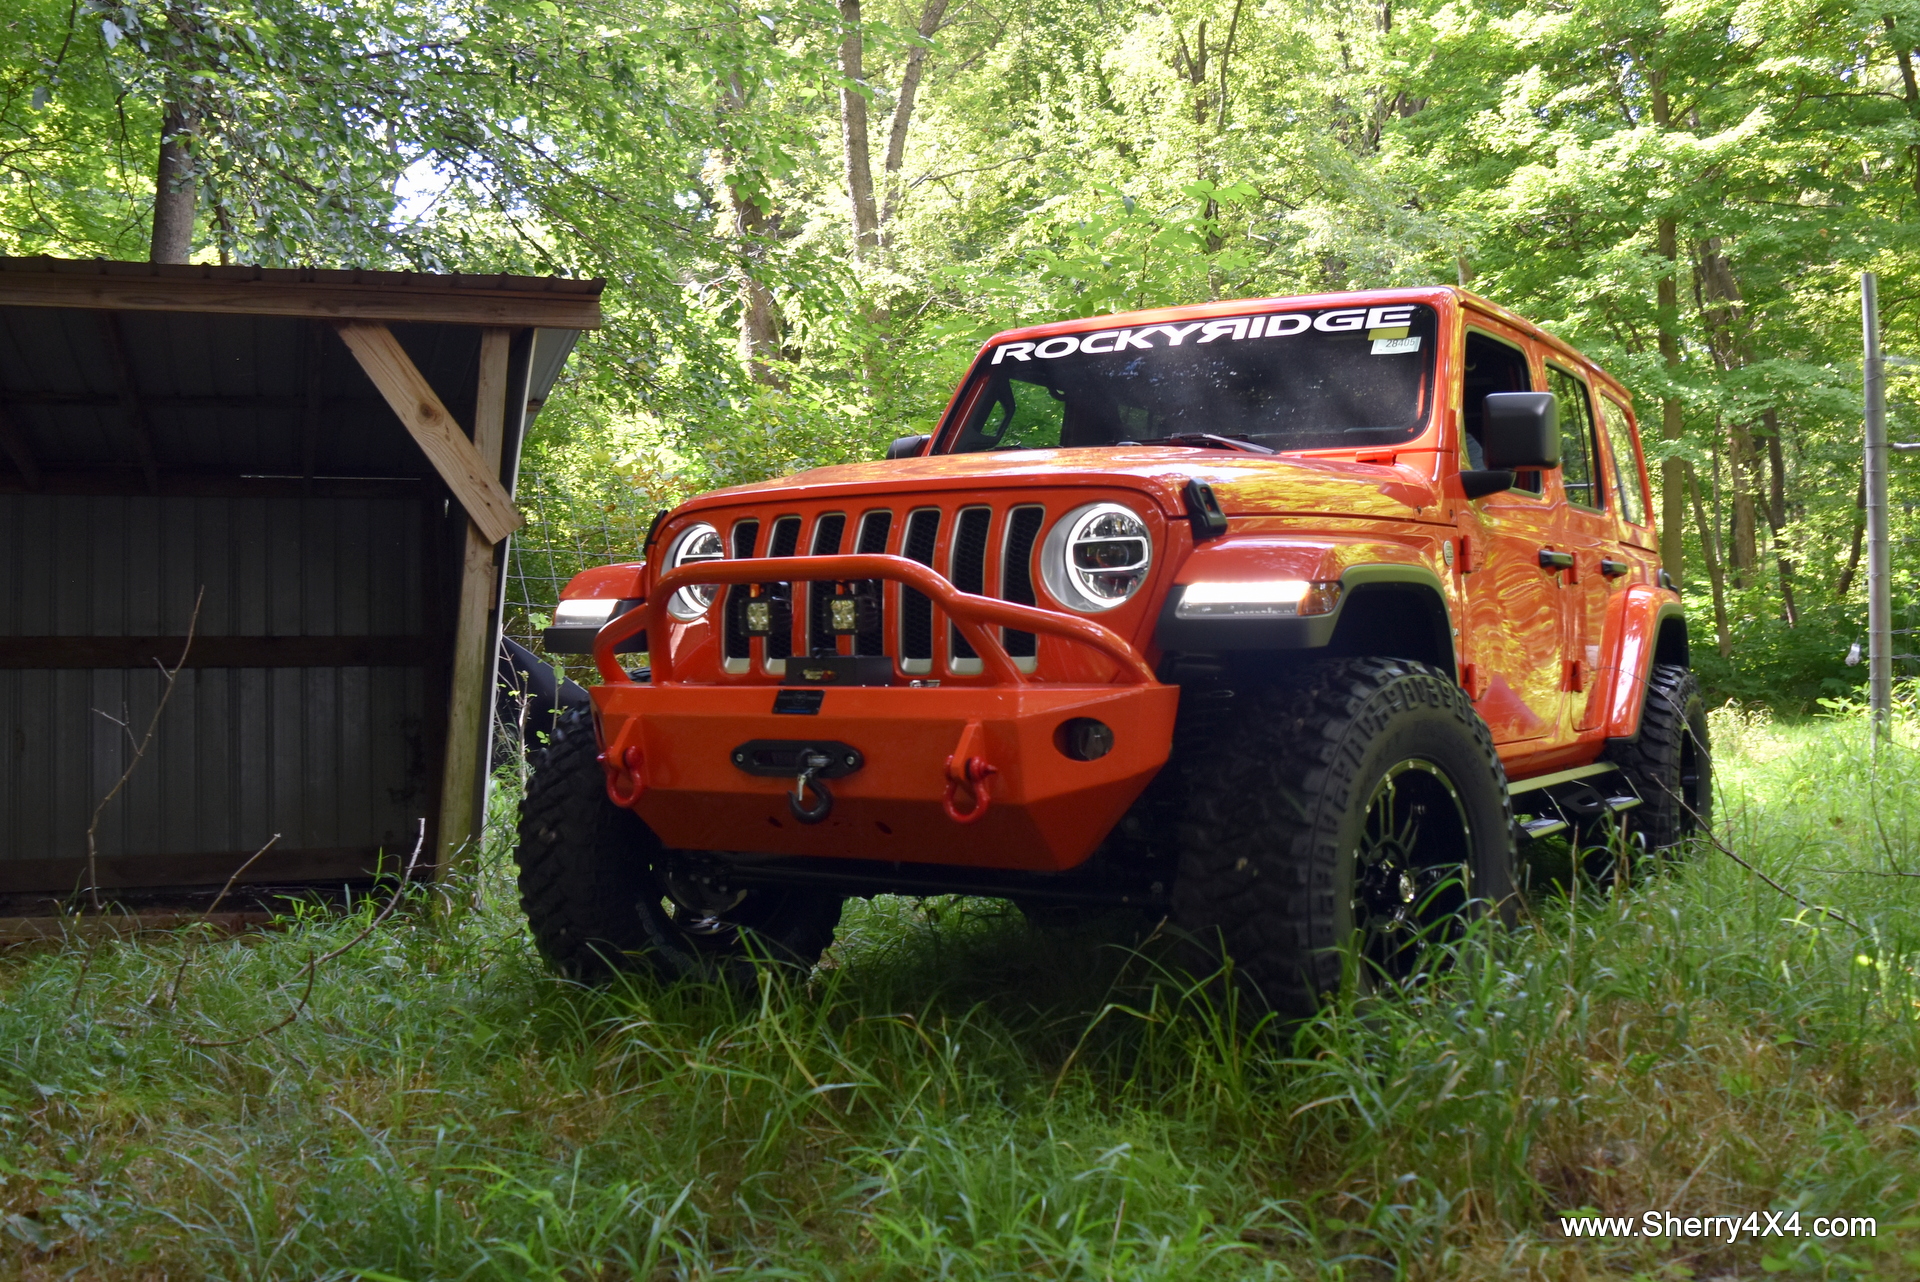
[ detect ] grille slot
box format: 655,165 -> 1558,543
852,510 -> 892,658
1002,505 -> 1044,663
806,513 -> 847,657
763,516 -> 802,669
899,509 -> 941,672
721,519 -> 761,672
949,506 -> 992,669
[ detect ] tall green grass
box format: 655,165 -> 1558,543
4,706 -> 1920,1279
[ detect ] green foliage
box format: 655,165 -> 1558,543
9,0 -> 1920,702
5,710 -> 1920,1277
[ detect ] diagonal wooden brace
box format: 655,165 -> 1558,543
335,321 -> 524,543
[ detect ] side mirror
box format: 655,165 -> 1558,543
1482,392 -> 1560,470
886,434 -> 930,460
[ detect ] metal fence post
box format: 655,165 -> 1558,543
1864,272 -> 1892,746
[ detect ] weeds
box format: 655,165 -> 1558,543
2,707 -> 1919,1278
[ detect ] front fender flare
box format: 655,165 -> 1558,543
1154,561 -> 1455,680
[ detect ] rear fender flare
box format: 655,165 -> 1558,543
1600,588 -> 1687,740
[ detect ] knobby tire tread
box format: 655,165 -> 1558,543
1603,662 -> 1711,852
1167,657 -> 1513,1017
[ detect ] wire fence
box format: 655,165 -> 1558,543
505,469 -> 656,686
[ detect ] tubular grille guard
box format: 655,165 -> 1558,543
595,554 -> 1158,687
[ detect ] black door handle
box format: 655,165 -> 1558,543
1538,549 -> 1574,570
1600,558 -> 1630,577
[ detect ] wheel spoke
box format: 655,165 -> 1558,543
1352,759 -> 1475,976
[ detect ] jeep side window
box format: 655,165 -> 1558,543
1545,365 -> 1602,510
952,376 -> 1068,451
1598,394 -> 1649,526
1460,330 -> 1537,490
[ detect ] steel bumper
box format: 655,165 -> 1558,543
587,554 -> 1180,872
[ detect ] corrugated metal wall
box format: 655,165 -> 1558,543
0,493 -> 436,890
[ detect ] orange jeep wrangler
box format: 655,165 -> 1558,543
518,286 -> 1711,1014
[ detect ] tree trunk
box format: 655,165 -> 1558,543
713,76 -> 784,386
1650,71 -> 1686,585
1656,214 -> 1686,586
1726,417 -> 1760,582
1837,477 -> 1867,599
1885,18 -> 1920,201
1759,409 -> 1797,625
877,0 -> 948,236
733,191 -> 783,385
1686,464 -> 1734,659
838,0 -> 879,258
149,99 -> 197,263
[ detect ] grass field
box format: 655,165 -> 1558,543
4,705 -> 1920,1280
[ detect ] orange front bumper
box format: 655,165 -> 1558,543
588,554 -> 1180,872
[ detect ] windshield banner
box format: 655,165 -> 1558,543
991,305 -> 1421,364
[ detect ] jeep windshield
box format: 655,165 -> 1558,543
944,302 -> 1438,454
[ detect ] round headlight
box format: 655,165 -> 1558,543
1040,502 -> 1152,611
663,522 -> 726,621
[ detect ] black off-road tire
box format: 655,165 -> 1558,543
514,708 -> 843,985
1602,663 -> 1711,854
1167,658 -> 1517,1018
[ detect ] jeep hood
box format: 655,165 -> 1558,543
684,447 -> 1445,523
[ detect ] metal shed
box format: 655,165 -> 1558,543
0,257 -> 601,910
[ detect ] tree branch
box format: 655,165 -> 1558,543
84,587 -> 203,910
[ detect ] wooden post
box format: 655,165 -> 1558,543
435,327 -> 515,880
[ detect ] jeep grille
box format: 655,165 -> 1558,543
710,499 -> 1055,678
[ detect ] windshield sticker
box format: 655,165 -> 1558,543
991,304 -> 1421,363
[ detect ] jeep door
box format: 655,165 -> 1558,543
1543,362 -> 1615,736
1454,325 -> 1567,745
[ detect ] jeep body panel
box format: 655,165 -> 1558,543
559,285 -> 1680,874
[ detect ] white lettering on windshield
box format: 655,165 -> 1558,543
1197,319 -> 1248,343
1313,308 -> 1368,332
1145,322 -> 1206,345
989,306 -> 1422,362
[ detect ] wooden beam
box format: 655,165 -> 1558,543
0,635 -> 436,669
334,322 -> 523,544
0,262 -> 603,329
436,326 -> 515,880
98,312 -> 161,492
0,403 -> 41,488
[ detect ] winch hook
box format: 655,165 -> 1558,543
790,750 -> 835,824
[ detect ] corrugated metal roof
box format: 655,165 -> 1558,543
0,311 -> 578,479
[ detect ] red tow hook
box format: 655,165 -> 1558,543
942,721 -> 998,824
601,745 -> 646,806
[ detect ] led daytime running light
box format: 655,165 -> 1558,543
1175,579 -> 1342,619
